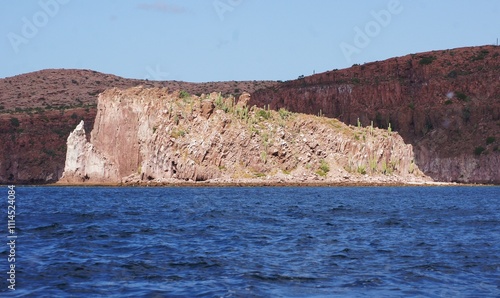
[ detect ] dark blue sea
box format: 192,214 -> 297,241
1,186 -> 499,297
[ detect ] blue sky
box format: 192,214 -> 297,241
1,0 -> 499,82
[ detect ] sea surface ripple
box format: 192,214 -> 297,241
2,186 -> 499,297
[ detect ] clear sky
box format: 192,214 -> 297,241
1,0 -> 499,82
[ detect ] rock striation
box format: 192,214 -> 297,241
60,87 -> 430,185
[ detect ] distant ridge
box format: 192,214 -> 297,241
249,45 -> 500,183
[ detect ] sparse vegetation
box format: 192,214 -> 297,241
462,107 -> 471,122
382,160 -> 394,175
257,108 -> 271,120
419,56 -> 436,65
369,157 -> 378,173
447,70 -> 458,78
319,159 -> 330,173
474,146 -> 485,156
260,151 -> 268,163
316,159 -> 330,177
10,117 -> 20,127
170,128 -> 186,138
179,90 -> 190,99
42,148 -> 56,157
471,49 -> 489,61
455,91 -> 469,101
235,105 -> 249,121
278,107 -> 291,120
357,165 -> 367,175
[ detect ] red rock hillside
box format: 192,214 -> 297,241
249,46 -> 500,183
0,69 -> 277,184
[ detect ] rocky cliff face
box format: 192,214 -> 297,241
60,87 -> 430,185
0,108 -> 95,184
0,69 -> 277,184
250,46 -> 500,183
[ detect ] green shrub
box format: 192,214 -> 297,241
357,165 -> 367,175
278,108 -> 291,120
444,99 -> 453,105
471,50 -> 489,61
316,160 -> 330,177
455,91 -> 469,101
179,90 -> 190,99
447,70 -> 458,78
462,107 -> 471,122
257,109 -> 271,120
10,117 -> 20,127
319,160 -> 330,173
42,148 -> 56,157
419,56 -> 436,65
486,136 -> 496,145
474,146 -> 485,156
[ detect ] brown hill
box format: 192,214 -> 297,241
0,69 -> 277,184
249,46 -> 500,183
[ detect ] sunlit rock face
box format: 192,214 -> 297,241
60,87 -> 431,185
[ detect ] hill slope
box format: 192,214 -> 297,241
249,46 -> 500,183
0,69 -> 277,184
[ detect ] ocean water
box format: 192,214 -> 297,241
1,186 -> 499,297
